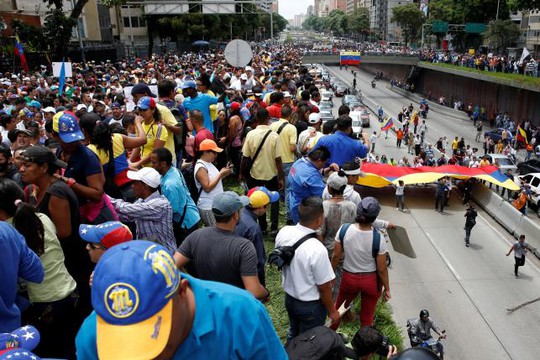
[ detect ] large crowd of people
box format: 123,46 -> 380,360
1,40 -> 536,359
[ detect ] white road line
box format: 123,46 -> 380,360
425,232 -> 462,280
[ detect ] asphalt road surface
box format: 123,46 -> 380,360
323,66 -> 540,359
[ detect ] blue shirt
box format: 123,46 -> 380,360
235,208 -> 266,278
0,222 -> 44,332
287,157 -> 326,223
161,166 -> 200,228
75,274 -> 287,360
182,93 -> 218,133
314,131 -> 368,167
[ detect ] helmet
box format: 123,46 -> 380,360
391,348 -> 440,360
419,309 -> 430,318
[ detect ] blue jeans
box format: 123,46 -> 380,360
282,162 -> 293,222
285,294 -> 327,343
464,225 -> 473,243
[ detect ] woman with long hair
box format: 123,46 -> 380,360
80,112 -> 147,202
228,103 -> 244,174
129,96 -> 168,169
0,178 -> 78,359
215,109 -> 230,169
330,197 -> 391,330
18,146 -> 93,325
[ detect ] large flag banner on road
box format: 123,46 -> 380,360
357,163 -> 519,190
340,51 -> 361,65
14,35 -> 29,71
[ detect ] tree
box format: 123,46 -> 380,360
429,0 -> 509,23
391,4 -> 426,45
512,0 -> 540,10
346,7 -> 370,40
483,19 -> 521,52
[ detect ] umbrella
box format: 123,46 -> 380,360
192,40 -> 209,46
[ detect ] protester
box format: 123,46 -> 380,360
174,191 -> 269,300
275,196 -> 339,342
506,234 -> 532,278
235,186 -> 280,286
76,241 -> 286,360
110,167 -> 176,252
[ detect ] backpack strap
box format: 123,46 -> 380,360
292,232 -> 318,251
251,130 -> 272,164
372,228 -> 381,259
338,223 -> 352,254
276,121 -> 288,135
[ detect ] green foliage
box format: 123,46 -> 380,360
429,0 -> 510,23
158,11 -> 286,43
483,19 -> 521,51
12,8 -> 76,58
391,4 -> 426,46
302,9 -> 370,38
512,0 -> 540,10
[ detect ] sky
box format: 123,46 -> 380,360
278,0 -> 311,20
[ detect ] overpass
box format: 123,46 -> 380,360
301,53 -> 419,65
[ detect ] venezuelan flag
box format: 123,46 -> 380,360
516,123 -> 528,145
14,35 -> 29,71
340,52 -> 361,65
380,117 -> 394,132
357,164 -> 519,190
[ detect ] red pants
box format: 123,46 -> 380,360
331,271 -> 380,330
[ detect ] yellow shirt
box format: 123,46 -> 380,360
242,125 -> 282,181
270,119 -> 297,164
141,120 -> 169,166
452,139 -> 459,150
205,90 -> 218,121
87,133 -> 125,165
155,103 -> 177,162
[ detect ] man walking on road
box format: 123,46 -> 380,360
464,204 -> 477,247
506,235 -> 532,278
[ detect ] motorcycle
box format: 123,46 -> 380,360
406,319 -> 446,359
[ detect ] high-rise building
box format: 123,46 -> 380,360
370,0 -> 414,42
346,0 -> 370,14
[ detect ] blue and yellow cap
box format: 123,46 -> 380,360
52,111 -> 84,143
92,240 -> 181,360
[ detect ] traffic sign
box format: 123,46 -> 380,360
432,21 -> 448,33
224,40 -> 253,68
465,23 -> 487,34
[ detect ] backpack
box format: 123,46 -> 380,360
182,160 -> 206,205
338,224 -> 381,258
158,101 -> 186,151
286,326 -> 355,360
268,232 -> 317,270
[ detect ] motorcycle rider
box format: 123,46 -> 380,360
410,309 -> 446,356
371,78 -> 376,88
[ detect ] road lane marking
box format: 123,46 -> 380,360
424,232 -> 462,280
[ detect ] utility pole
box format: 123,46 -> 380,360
270,10 -> 274,41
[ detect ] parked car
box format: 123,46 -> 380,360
513,172 -> 540,217
334,85 -> 348,97
342,95 -> 361,107
350,110 -> 370,133
360,108 -> 371,127
321,90 -> 333,103
517,158 -> 540,175
486,153 -> 517,173
319,101 -> 333,111
484,128 -> 515,142
320,110 -> 334,123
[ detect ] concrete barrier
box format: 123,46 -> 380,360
472,184 -> 540,258
514,215 -> 540,254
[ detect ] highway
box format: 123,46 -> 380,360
324,66 -> 540,359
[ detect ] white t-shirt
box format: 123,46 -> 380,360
195,159 -> 223,210
335,224 -> 387,273
275,224 -> 335,301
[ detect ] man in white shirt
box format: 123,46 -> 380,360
297,113 -> 324,156
275,196 -> 339,343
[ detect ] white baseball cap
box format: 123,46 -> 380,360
43,107 -> 56,114
127,168 -> 161,188
308,113 -> 321,124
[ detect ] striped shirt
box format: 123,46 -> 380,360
111,191 -> 176,252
